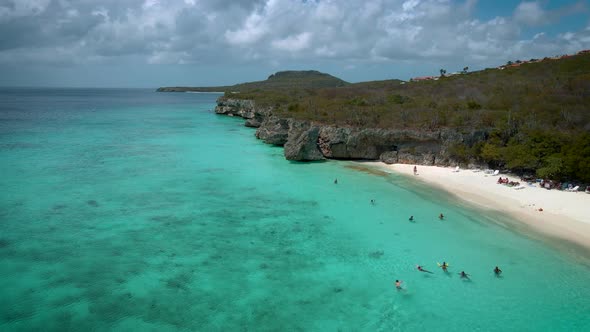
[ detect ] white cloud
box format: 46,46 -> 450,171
225,13 -> 268,45
272,32 -> 312,52
514,1 -> 546,26
0,0 -> 589,73
403,0 -> 420,12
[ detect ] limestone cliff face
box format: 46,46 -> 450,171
213,97 -> 487,165
215,98 -> 271,128
284,121 -> 324,161
214,99 -> 256,118
255,116 -> 289,145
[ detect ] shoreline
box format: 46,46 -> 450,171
363,162 -> 590,252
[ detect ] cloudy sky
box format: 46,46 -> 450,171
0,0 -> 589,87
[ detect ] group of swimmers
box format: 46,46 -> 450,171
395,263 -> 503,289
333,177 -> 504,290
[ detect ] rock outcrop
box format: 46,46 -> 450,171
316,127 -> 447,163
213,97 -> 488,165
215,99 -> 256,118
284,121 -> 324,161
244,108 -> 270,128
255,116 -> 290,146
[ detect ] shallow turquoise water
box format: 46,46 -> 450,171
1,88 -> 589,331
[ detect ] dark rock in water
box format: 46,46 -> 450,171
52,204 -> 67,210
369,250 -> 385,258
87,200 -> 99,207
0,238 -> 9,248
255,116 -> 289,145
284,120 -> 324,161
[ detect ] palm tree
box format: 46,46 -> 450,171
462,66 -> 469,74
440,68 -> 446,77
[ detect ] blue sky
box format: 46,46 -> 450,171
0,0 -> 589,87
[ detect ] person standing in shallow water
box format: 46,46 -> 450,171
413,166 -> 418,175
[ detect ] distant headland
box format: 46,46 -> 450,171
156,70 -> 348,93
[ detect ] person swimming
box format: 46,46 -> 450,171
438,213 -> 444,220
409,215 -> 414,222
371,199 -> 375,205
494,266 -> 502,275
395,279 -> 403,290
459,271 -> 470,278
334,178 -> 338,184
440,261 -> 449,271
416,265 -> 433,273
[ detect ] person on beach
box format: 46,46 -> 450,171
334,178 -> 338,184
494,266 -> 502,275
395,280 -> 403,290
409,215 -> 414,222
459,271 -> 470,279
439,213 -> 444,220
417,265 -> 433,273
413,166 -> 418,175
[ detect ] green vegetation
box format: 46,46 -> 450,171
179,53 -> 590,182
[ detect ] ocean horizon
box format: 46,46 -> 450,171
1,88 -> 589,331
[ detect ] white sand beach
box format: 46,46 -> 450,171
365,162 -> 590,250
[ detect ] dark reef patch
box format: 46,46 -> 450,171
87,200 -> 99,207
53,204 -> 68,210
368,250 -> 384,259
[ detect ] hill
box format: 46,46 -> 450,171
156,70 -> 349,93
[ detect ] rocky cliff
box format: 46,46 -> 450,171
214,98 -> 487,165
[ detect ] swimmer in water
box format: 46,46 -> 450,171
439,213 -> 444,220
395,279 -> 403,290
459,271 -> 470,279
416,265 -> 433,273
440,262 -> 449,271
409,215 -> 414,222
334,178 -> 338,184
494,266 -> 502,275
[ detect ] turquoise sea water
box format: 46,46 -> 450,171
1,88 -> 589,331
